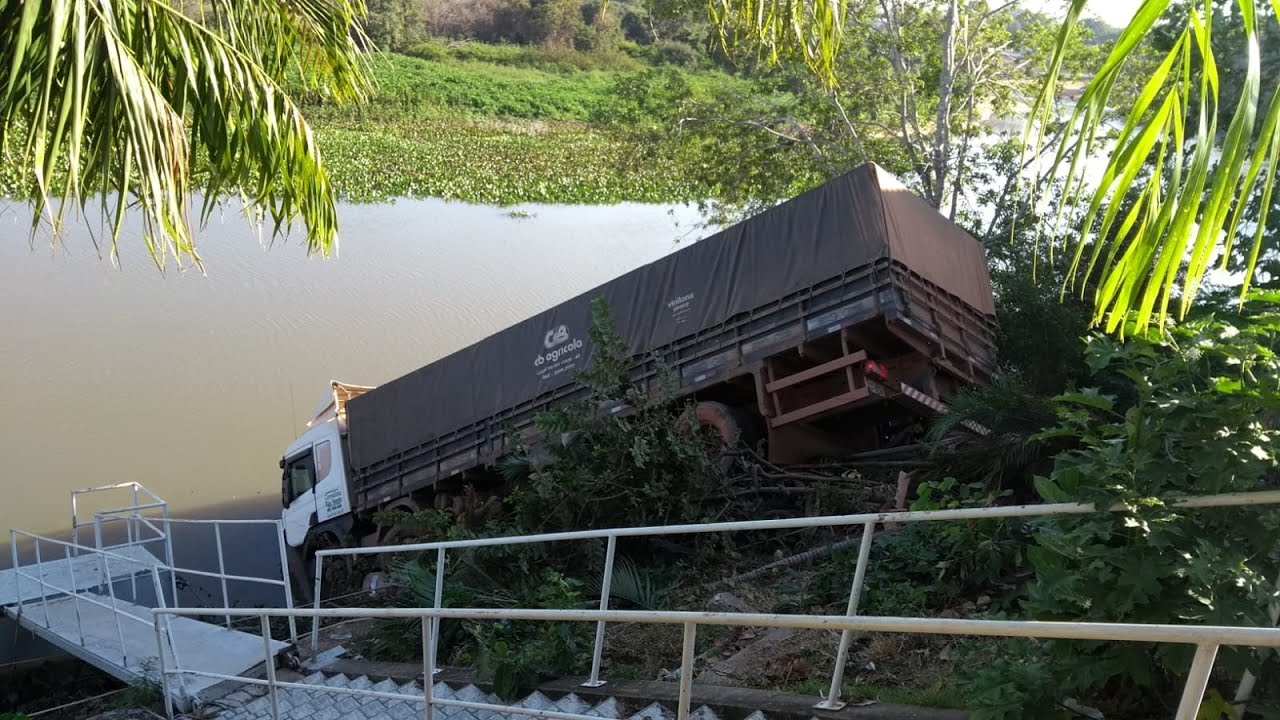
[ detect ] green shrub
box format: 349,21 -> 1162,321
653,41 -> 700,67
404,41 -> 448,61
471,570 -> 592,699
968,305 -> 1280,717
772,478 -> 1027,617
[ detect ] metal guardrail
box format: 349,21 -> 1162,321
7,528 -> 190,701
157,517 -> 299,643
58,484 -> 298,642
313,488 -> 1280,709
8,483 -> 299,712
156,604 -> 1280,720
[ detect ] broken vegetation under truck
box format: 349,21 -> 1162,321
279,163 -> 999,581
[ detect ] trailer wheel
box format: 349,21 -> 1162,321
688,401 -> 744,445
681,401 -> 757,471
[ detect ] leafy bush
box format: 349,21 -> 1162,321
471,570 -> 592,699
952,639 -> 1072,720
773,479 -> 1026,617
404,41 -> 449,62
652,41 -> 700,67
364,555 -> 591,692
918,376 -> 1064,499
865,479 -> 1026,614
968,307 -> 1280,717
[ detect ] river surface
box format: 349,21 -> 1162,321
0,199 -> 702,549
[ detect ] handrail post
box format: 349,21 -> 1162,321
70,492 -> 79,548
431,547 -> 445,673
677,621 -> 696,720
33,540 -> 50,627
64,546 -> 85,646
261,615 -> 281,720
126,513 -> 138,602
103,553 -> 128,666
94,517 -> 107,594
422,613 -> 436,720
1176,643 -> 1220,720
131,483 -> 140,554
153,614 -> 175,720
1232,573 -> 1280,717
275,521 -> 299,644
164,517 -> 178,608
214,524 -> 231,629
10,530 -> 20,609
152,566 -> 190,703
583,534 -> 616,687
816,520 -> 877,710
311,553 -> 323,655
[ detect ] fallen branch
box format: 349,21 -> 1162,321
714,530 -> 888,587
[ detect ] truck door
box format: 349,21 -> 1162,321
281,449 -> 318,547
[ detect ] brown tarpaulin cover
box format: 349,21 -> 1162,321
346,164 -> 994,473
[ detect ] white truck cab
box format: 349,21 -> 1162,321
280,382 -> 372,547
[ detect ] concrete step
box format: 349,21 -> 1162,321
212,672 -> 742,720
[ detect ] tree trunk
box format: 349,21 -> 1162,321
933,0 -> 960,210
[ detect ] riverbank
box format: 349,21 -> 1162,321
300,49 -> 750,205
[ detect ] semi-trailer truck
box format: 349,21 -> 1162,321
279,163 -> 998,564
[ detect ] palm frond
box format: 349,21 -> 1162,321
920,376 -> 1061,494
707,0 -> 844,87
587,556 -> 670,610
0,0 -> 370,268
1026,0 -> 1280,335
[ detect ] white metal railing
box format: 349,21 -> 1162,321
70,482 -> 172,604
156,604 -> 1280,720
156,517 -> 298,643
72,482 -> 169,549
8,483 -> 299,708
313,489 -> 1280,709
7,528 -> 189,700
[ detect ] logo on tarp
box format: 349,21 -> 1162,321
544,325 -> 570,349
536,324 -> 583,368
667,293 -> 695,311
667,292 -> 695,324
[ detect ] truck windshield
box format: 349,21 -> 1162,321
283,452 -> 315,505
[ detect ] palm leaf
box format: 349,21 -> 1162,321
707,0 -> 844,87
1026,0 -> 1280,334
587,556 -> 670,610
0,0 -> 370,269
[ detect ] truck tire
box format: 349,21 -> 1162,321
688,401 -> 745,446
681,401 -> 757,472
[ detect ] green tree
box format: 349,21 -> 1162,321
708,0 -> 1280,335
0,0 -> 370,268
528,0 -> 585,48
671,0 -> 1099,223
363,0 -> 423,51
